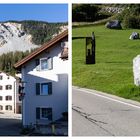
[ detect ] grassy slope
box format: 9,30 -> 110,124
72,25 -> 140,102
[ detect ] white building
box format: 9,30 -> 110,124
0,72 -> 21,114
14,30 -> 68,127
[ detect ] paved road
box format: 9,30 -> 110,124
72,87 -> 140,136
0,113 -> 22,136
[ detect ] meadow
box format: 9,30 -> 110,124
72,25 -> 140,102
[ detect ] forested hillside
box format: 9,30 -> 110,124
0,50 -> 36,76
21,20 -> 67,45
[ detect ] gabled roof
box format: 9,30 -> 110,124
14,29 -> 68,69
0,71 -> 19,79
0,71 -> 10,76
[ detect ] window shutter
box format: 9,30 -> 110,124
36,83 -> 40,95
35,59 -> 40,71
47,108 -> 52,120
48,58 -> 53,70
48,82 -> 52,95
36,107 -> 40,119
10,106 -> 12,110
9,96 -> 10,100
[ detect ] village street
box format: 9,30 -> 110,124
72,86 -> 140,136
0,113 -> 22,136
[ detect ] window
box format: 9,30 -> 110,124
36,107 -> 52,120
5,96 -> 12,101
5,105 -> 12,110
0,75 -> 3,80
41,83 -> 49,95
36,82 -> 52,95
35,57 -> 53,71
5,85 -> 12,90
0,85 -> 2,90
0,105 -> 3,110
0,96 -> 2,100
40,58 -> 48,70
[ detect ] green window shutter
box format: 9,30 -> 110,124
35,59 -> 40,71
36,107 -> 40,119
48,58 -> 53,70
48,82 -> 52,95
36,83 -> 40,95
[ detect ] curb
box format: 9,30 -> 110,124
73,86 -> 140,108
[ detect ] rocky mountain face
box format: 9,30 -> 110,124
0,22 -> 39,55
0,21 -> 68,55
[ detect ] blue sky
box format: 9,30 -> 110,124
0,4 -> 68,22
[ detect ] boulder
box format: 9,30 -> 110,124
133,55 -> 140,86
105,20 -> 122,29
129,32 -> 139,40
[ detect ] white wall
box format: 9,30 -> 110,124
22,39 -> 68,126
0,72 -> 16,113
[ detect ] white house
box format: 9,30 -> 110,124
0,72 -> 21,114
14,30 -> 68,127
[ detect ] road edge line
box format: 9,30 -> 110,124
73,86 -> 140,109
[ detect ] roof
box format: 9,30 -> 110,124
14,29 -> 68,69
0,71 -> 20,79
0,71 -> 11,77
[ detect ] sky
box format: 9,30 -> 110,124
0,4 -> 68,22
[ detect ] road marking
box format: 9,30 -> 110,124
73,87 -> 140,110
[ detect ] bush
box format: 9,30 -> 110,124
72,4 -> 101,22
116,8 -> 130,22
123,15 -> 140,29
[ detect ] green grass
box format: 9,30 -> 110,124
72,25 -> 140,102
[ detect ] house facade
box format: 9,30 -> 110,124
0,72 -> 21,114
14,30 -> 68,127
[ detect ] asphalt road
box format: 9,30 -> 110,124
72,87 -> 140,136
0,113 -> 22,136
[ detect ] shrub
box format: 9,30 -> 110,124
123,15 -> 140,29
72,4 -> 101,22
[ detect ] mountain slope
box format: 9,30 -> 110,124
0,21 -> 67,55
0,22 -> 39,55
